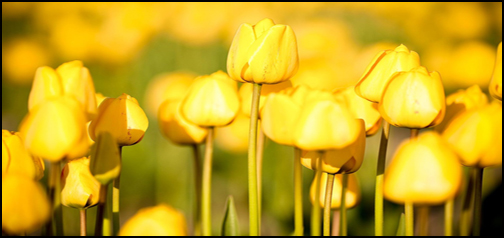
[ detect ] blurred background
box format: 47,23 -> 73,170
2,2 -> 502,236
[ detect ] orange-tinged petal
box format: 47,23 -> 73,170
489,42 -> 502,101
89,132 -> 121,185
28,66 -> 64,111
61,157 -> 101,209
310,173 -> 361,209
158,100 -> 208,145
119,204 -> 188,236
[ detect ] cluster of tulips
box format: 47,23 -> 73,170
2,18 -> 502,236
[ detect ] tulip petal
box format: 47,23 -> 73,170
260,93 -> 301,146
28,66 -> 64,111
89,132 -> 121,185
227,23 -> 255,83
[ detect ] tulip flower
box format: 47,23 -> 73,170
119,204 -> 188,236
227,18 -> 299,84
158,100 -> 208,145
238,80 -> 292,117
61,157 -> 101,209
181,71 -> 240,127
215,113 -> 251,153
89,93 -> 149,146
310,173 -> 361,209
442,102 -> 502,168
379,66 -> 446,129
19,96 -> 89,162
384,132 -> 462,205
355,44 -> 420,103
489,42 -> 502,101
2,174 -> 51,235
2,130 -> 45,180
89,132 -> 121,186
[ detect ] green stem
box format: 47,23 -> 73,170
375,121 -> 390,236
340,174 -> 348,236
294,147 -> 304,236
202,128 -> 214,236
248,83 -> 262,236
311,154 -> 323,236
257,128 -> 265,232
418,206 -> 429,236
473,168 -> 483,236
445,198 -> 454,236
47,162 -> 64,236
95,185 -> 107,236
193,144 -> 202,236
80,210 -> 87,236
323,173 -> 335,236
460,169 -> 475,236
405,202 -> 414,236
103,184 -> 113,236
112,146 -> 122,235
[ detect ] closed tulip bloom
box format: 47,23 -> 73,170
158,100 -> 208,145
442,102 -> 502,168
61,157 -> 101,209
89,132 -> 121,185
28,66 -> 64,111
489,42 -> 502,101
238,80 -> 292,117
2,130 -> 45,180
2,175 -> 51,234
215,113 -> 253,153
227,18 -> 299,84
119,204 -> 187,236
181,71 -> 240,127
19,96 -> 89,162
384,132 -> 462,205
301,120 -> 366,174
310,173 -> 361,209
89,93 -> 149,146
379,66 -> 445,129
355,44 -> 420,103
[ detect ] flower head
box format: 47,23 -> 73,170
2,130 -> 44,180
119,204 -> 187,236
310,173 -> 361,209
61,157 -> 101,209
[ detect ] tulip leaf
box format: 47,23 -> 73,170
221,196 -> 239,236
396,213 -> 406,236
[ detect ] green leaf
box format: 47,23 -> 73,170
396,213 -> 406,236
221,196 -> 239,236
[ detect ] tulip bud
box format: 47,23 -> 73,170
2,130 -> 45,180
61,157 -> 101,209
144,72 -> 196,117
442,102 -> 502,168
89,93 -> 149,146
181,71 -> 240,127
384,132 -> 462,205
310,173 -> 361,209
19,96 -> 89,162
119,204 -> 188,236
238,80 -> 292,117
355,44 -> 420,103
489,42 -> 502,101
158,100 -> 208,145
301,120 -> 366,174
89,132 -> 121,185
379,66 -> 446,129
2,175 -> 51,234
227,18 -> 299,84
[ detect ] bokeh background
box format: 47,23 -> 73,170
2,2 -> 502,236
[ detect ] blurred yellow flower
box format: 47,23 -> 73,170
19,96 -> 89,162
158,100 -> 208,145
2,175 -> 51,235
2,39 -> 51,85
384,132 -> 462,205
90,132 -> 121,185
89,93 -> 149,146
119,204 -> 188,236
61,157 -> 101,209
489,42 -> 502,101
2,130 -> 45,180
310,173 -> 361,209
379,66 -> 445,129
2,2 -> 33,19
355,44 -> 420,103
215,113 -> 252,153
227,18 -> 299,84
238,80 -> 292,117
442,102 -> 502,168
181,71 -> 240,127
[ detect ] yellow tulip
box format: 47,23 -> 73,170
181,71 -> 240,127
384,132 -> 462,205
227,18 -> 299,84
61,157 -> 101,209
379,66 -> 445,129
355,44 -> 420,103
2,175 -> 51,235
119,204 -> 188,236
158,100 -> 208,145
89,132 -> 121,185
19,96 -> 89,162
238,80 -> 292,117
489,42 -> 502,101
2,130 -> 45,180
442,102 -> 502,168
89,93 -> 149,146
310,173 -> 361,209
215,113 -> 252,153
300,120 -> 366,174
435,85 -> 488,133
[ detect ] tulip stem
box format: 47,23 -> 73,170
192,144 -> 202,236
80,210 -> 87,236
460,168 -> 475,236
410,129 -> 419,139
445,198 -> 454,236
473,168 -> 483,236
323,173 -> 335,236
375,121 -> 390,236
405,202 -> 414,236
95,185 -> 108,236
418,206 -> 429,236
257,129 -> 265,229
294,147 -> 304,236
311,154 -> 323,236
332,210 -> 341,236
248,83 -> 262,236
340,174 -> 349,236
202,127 -> 214,236
112,147 -> 122,235
46,162 -> 64,236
